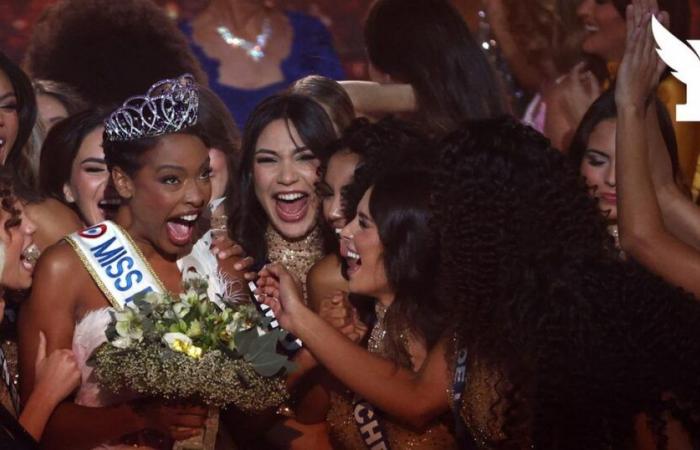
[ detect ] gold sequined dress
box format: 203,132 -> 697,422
265,225 -> 324,417
327,303 -> 457,450
451,355 -> 509,449
265,226 -> 324,301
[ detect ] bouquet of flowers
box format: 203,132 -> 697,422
90,273 -> 292,449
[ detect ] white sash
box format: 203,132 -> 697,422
65,221 -> 165,310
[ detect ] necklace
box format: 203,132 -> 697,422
216,18 -> 272,62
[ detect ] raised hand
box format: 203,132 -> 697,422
32,331 -> 81,405
256,263 -> 308,332
559,61 -> 602,126
615,0 -> 669,110
209,234 -> 257,280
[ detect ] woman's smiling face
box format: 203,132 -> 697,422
318,149 -> 361,233
0,201 -> 38,290
580,119 -> 617,221
0,69 -> 19,164
252,119 -> 321,240
340,187 -> 391,301
63,126 -> 121,225
116,133 -> 212,258
577,0 -> 627,62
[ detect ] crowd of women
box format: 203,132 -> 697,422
0,0 -> 699,448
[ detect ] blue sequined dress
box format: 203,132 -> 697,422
181,11 -> 345,128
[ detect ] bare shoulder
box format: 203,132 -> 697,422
29,240 -> 87,310
307,254 -> 347,312
25,198 -> 82,250
307,254 -> 346,292
35,239 -> 84,279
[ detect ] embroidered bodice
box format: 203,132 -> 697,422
265,225 -> 324,301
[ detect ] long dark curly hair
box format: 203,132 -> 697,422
432,117 -> 700,449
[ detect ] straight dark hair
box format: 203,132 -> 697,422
38,109 -> 106,210
198,85 -> 240,204
568,89 -> 681,183
228,93 -> 337,264
364,0 -> 506,136
291,75 -> 355,132
370,169 -> 441,354
0,52 -> 37,178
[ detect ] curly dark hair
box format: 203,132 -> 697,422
24,0 -> 206,108
0,167 -> 22,232
432,117 -> 700,448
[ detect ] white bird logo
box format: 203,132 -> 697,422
652,16 -> 700,121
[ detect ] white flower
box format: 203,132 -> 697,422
113,306 -> 144,344
173,302 -> 190,319
112,335 -> 133,349
163,332 -> 192,348
162,332 -> 202,359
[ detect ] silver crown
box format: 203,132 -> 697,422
104,74 -> 199,142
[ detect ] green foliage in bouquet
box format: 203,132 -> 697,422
91,274 -> 293,411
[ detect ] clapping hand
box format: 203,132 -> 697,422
615,0 -> 668,111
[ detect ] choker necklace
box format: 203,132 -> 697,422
216,18 -> 272,62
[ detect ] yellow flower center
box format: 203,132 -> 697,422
171,339 -> 203,359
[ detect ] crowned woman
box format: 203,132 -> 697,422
17,75 -> 247,449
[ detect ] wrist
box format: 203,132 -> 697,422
30,381 -> 66,408
290,305 -> 317,340
617,103 -> 645,116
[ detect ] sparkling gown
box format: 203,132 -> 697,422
327,303 -> 457,450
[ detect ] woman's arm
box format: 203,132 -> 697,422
19,244 -> 205,449
18,245 -> 148,449
258,263 -> 450,428
644,100 -> 700,250
340,81 -> 416,119
17,332 -> 80,441
615,2 -> 700,297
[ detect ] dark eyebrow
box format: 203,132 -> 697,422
255,149 -> 278,156
293,146 -> 312,154
585,149 -> 610,158
80,157 -> 106,165
358,211 -> 373,223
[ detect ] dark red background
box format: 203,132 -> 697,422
2,0 -> 700,80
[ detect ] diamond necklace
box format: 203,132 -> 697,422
216,18 -> 272,62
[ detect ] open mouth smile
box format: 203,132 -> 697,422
274,191 -> 310,223
166,212 -> 200,246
